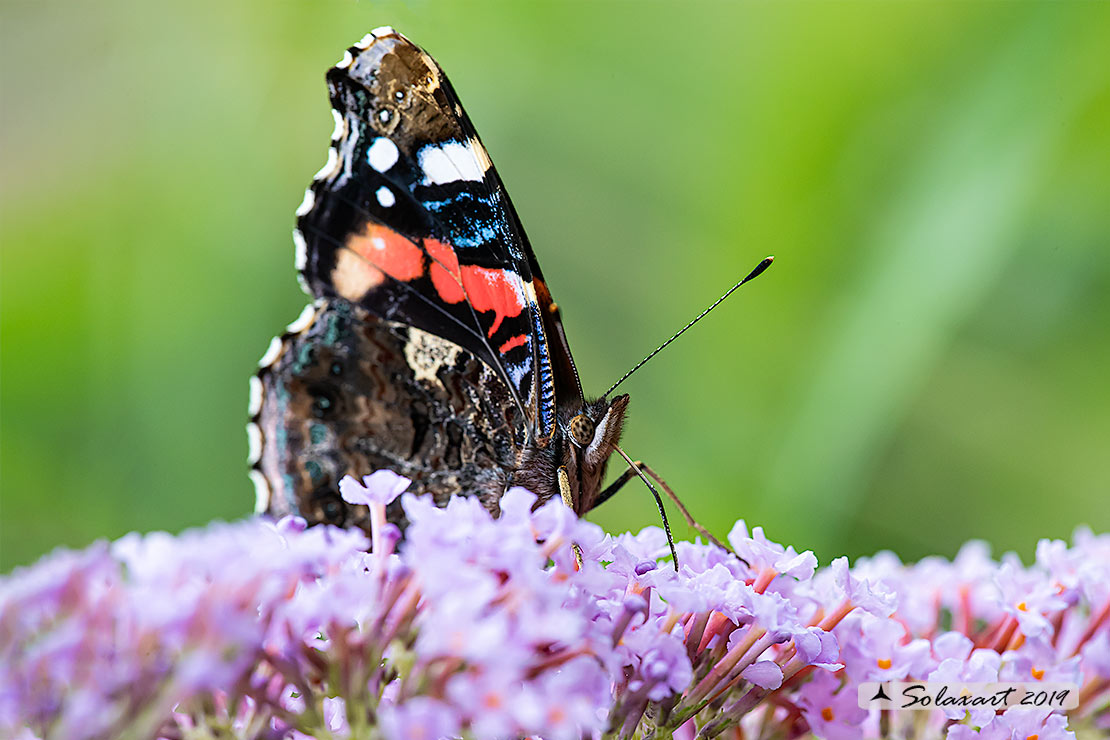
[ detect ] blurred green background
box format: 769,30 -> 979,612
2,1 -> 1108,571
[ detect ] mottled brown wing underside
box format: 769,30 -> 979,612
251,298 -> 526,531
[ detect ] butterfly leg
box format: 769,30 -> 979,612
557,466 -> 584,569
597,449 -> 680,569
597,461 -> 734,556
593,466 -> 638,509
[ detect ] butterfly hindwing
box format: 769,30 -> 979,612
251,298 -> 527,526
294,27 -> 581,442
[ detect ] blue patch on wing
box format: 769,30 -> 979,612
529,302 -> 556,438
419,190 -> 502,251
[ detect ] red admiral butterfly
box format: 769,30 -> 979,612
248,28 -> 769,551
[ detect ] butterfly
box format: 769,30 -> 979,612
248,27 -> 656,537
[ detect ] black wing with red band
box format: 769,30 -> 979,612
294,27 -> 582,442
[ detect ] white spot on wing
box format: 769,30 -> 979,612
330,109 -> 346,140
355,33 -> 375,49
247,422 -> 263,464
313,147 -> 340,180
335,50 -> 353,69
376,186 -> 396,207
367,137 -> 399,172
250,469 -> 271,513
293,229 -> 307,270
248,376 -> 263,416
295,188 -> 315,216
507,358 -> 529,389
286,302 -> 317,333
418,141 -> 485,185
258,336 -> 284,368
371,25 -> 395,37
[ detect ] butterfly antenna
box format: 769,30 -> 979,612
603,256 -> 773,399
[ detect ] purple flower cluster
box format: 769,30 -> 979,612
1,471 -> 1107,740
0,517 -> 367,740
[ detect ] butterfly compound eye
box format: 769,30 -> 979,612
569,413 -> 595,446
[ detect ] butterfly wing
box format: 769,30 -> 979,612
250,299 -> 526,528
294,27 -> 583,443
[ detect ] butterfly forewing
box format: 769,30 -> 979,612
295,28 -> 577,442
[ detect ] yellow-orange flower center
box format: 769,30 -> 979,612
821,706 -> 835,722
1031,667 -> 1045,680
1017,601 -> 1028,611
877,658 -> 893,670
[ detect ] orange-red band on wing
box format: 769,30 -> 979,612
345,224 -> 425,281
340,225 -> 526,338
498,334 -> 528,354
461,265 -> 526,336
425,238 -> 526,336
425,238 -> 465,303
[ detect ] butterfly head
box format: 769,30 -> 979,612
560,394 -> 630,512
